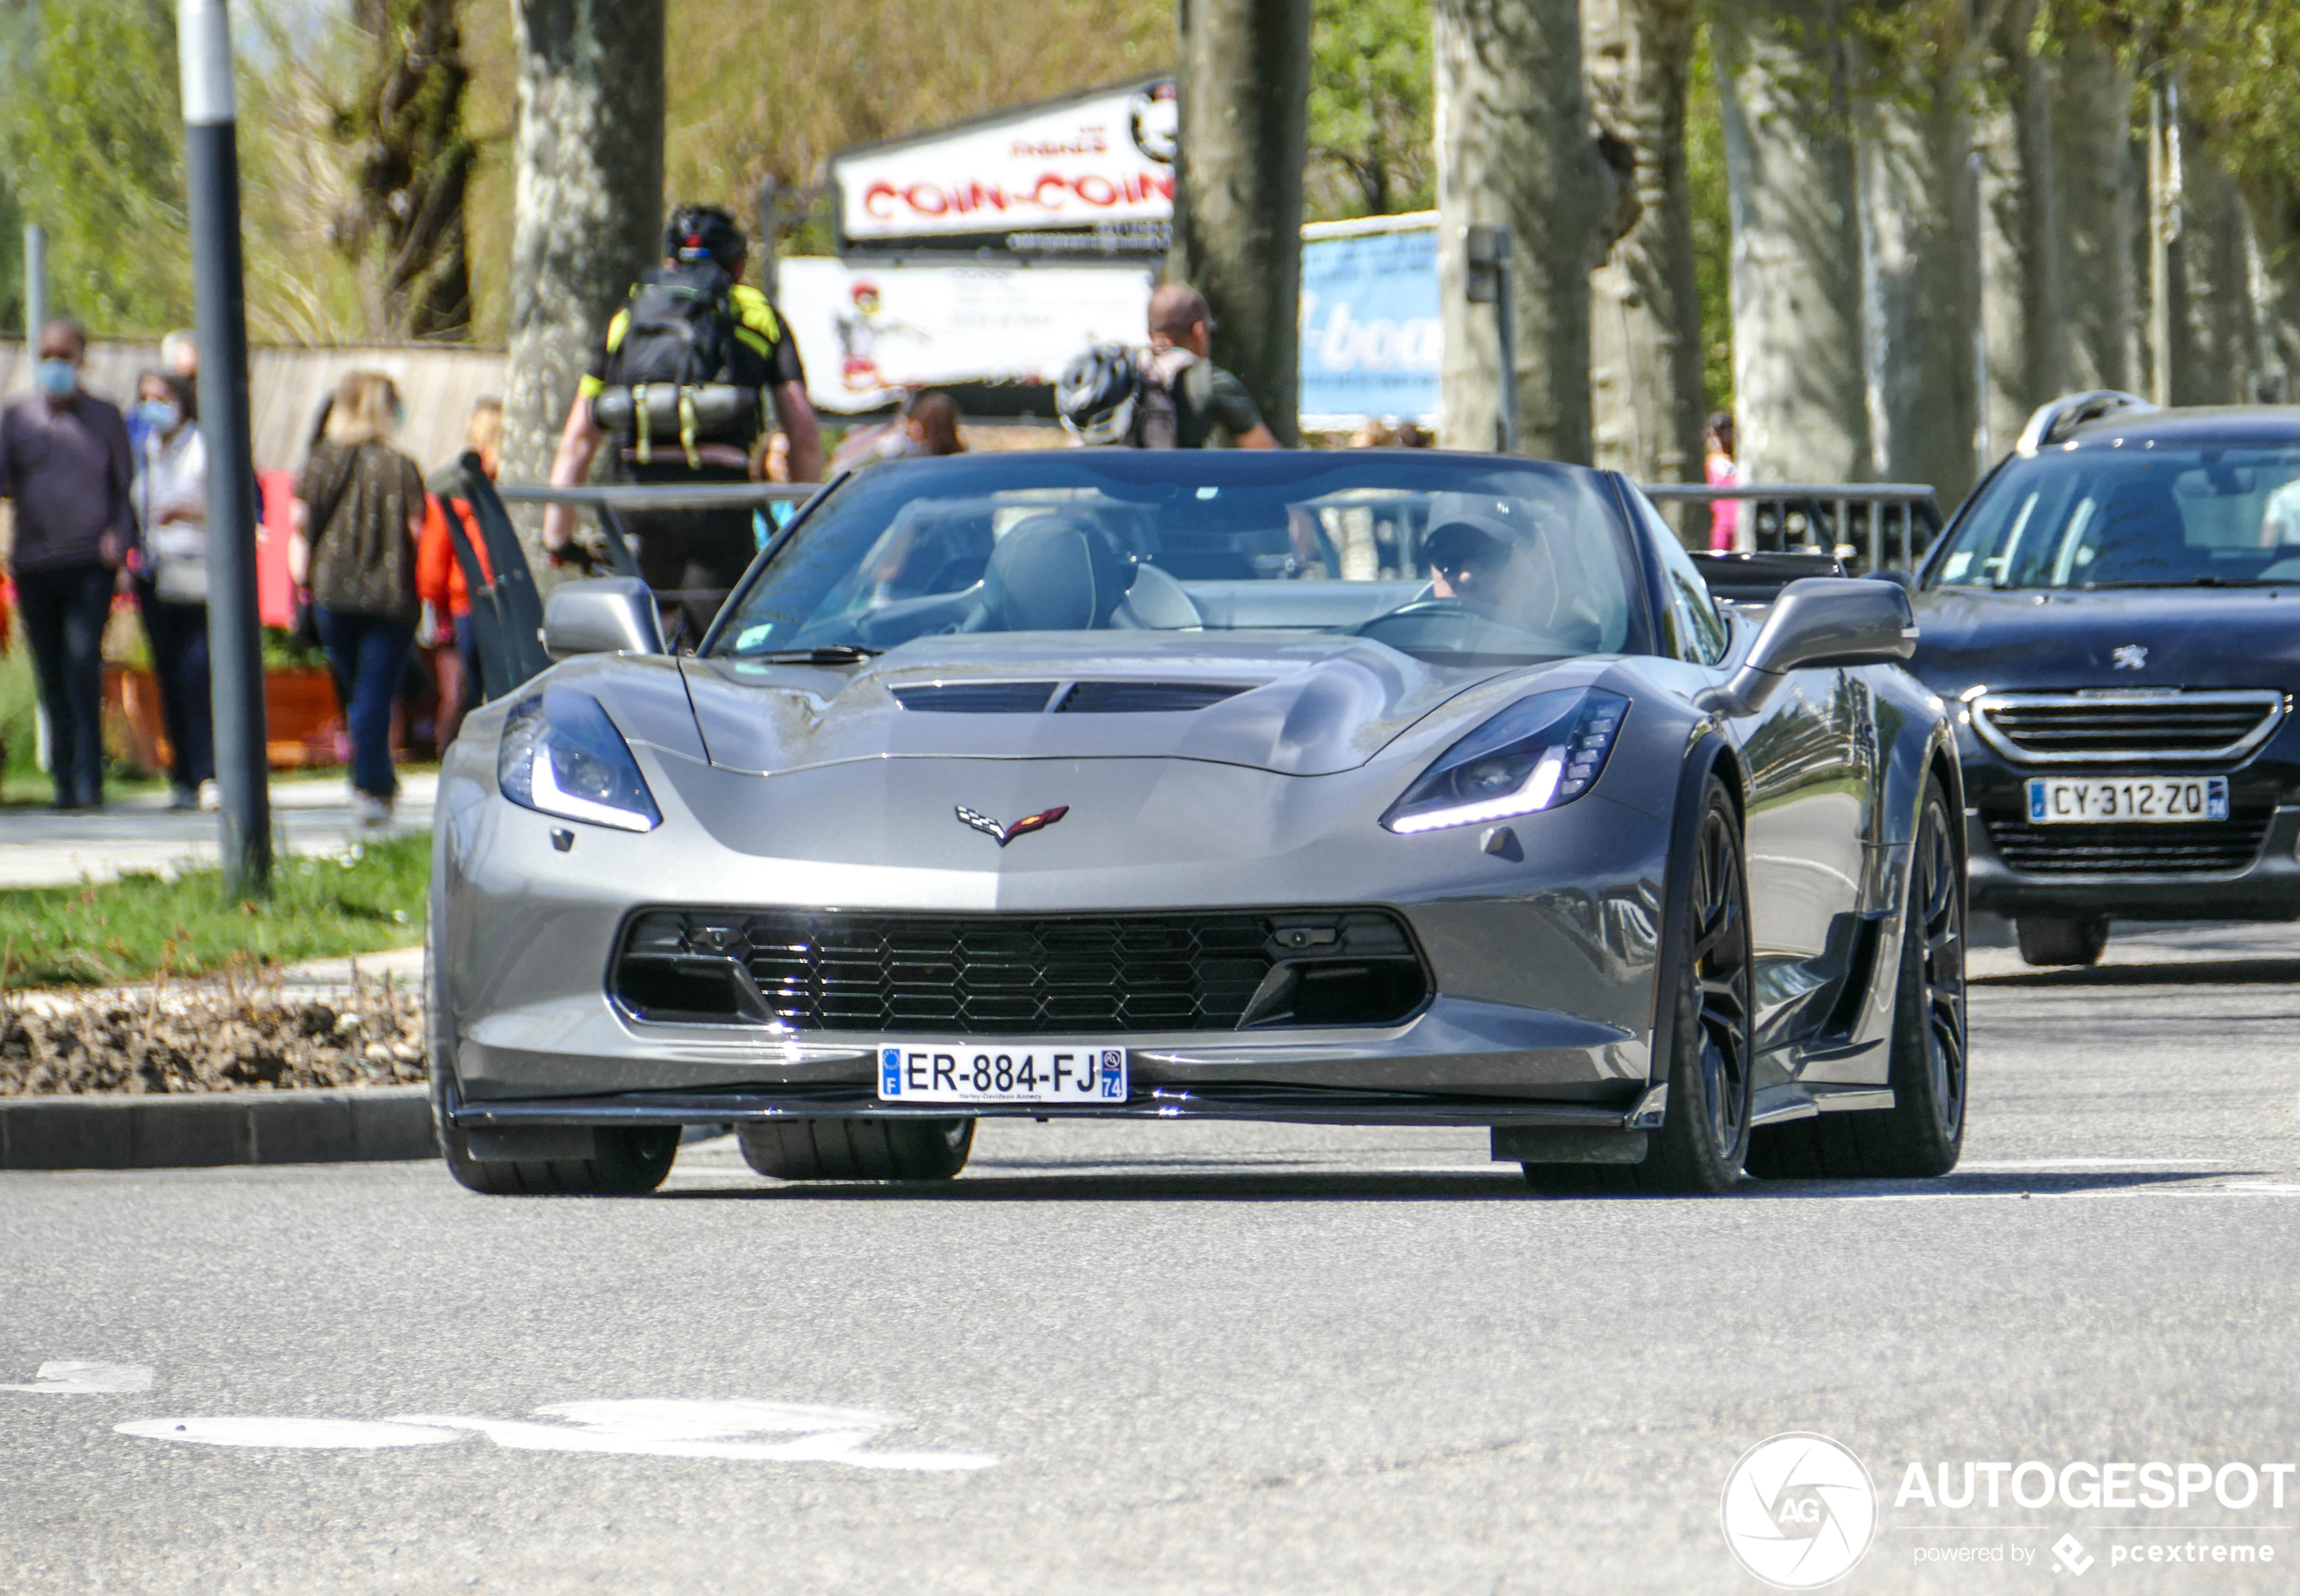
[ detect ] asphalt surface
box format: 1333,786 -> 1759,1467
4,922 -> 2298,1593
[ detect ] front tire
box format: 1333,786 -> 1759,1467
1524,777 -> 1754,1196
2017,914 -> 2107,967
427,921 -> 678,1197
738,1117 -> 975,1181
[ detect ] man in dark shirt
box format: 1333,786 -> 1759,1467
0,320 -> 135,809
542,205 -> 822,640
1146,283 -> 1279,450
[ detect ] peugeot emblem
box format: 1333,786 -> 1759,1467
955,805 -> 1069,846
2112,644 -> 2148,671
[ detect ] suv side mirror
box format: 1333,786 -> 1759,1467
541,577 -> 666,661
1701,577 -> 1915,715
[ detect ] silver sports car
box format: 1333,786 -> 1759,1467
428,449 -> 1967,1196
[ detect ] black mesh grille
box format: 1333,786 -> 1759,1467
614,908 -> 1428,1032
1979,695 -> 2282,760
1058,682 -> 1249,713
1984,810 -> 2275,875
889,681 -> 1058,713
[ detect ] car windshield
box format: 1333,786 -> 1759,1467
1931,443 -> 2300,589
708,451 -> 1646,665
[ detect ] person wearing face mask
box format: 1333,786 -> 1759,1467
129,370 -> 216,810
0,320 -> 137,810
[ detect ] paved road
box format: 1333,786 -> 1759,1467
0,774 -> 436,888
4,923 -> 2298,1593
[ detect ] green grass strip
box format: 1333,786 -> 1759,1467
0,835 -> 431,989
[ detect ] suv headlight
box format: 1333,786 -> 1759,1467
497,686 -> 662,832
1383,689 -> 1628,834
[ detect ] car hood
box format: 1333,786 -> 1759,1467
1909,586 -> 2300,695
676,632 -> 1536,777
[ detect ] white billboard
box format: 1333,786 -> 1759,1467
778,256 -> 1155,414
831,77 -> 1175,256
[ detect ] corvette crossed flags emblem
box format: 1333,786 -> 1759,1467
955,805 -> 1070,846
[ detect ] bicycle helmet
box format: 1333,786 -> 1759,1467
1057,344 -> 1139,445
665,205 -> 747,272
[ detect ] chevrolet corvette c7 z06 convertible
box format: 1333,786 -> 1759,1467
427,448 -> 1967,1194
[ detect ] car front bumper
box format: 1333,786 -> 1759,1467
1964,806 -> 2300,920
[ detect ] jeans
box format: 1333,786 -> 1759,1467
137,586 -> 215,791
315,607 -> 415,799
16,563 -> 115,808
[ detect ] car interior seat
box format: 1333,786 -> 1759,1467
973,514 -> 1140,631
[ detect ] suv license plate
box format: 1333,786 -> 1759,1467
877,1044 -> 1127,1104
2025,777 -> 2229,825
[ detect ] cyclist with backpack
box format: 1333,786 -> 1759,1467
1057,283 -> 1278,450
541,205 -> 822,636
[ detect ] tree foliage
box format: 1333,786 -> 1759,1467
1307,0 -> 1434,220
0,0 -> 189,337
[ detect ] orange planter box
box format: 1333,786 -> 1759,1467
102,665 -> 348,773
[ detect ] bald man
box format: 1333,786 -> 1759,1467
1145,283 -> 1279,449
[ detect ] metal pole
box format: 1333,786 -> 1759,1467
178,0 -> 271,896
1493,225 -> 1519,455
22,225 -> 45,343
1969,148 -> 1989,467
2148,82 -> 2172,409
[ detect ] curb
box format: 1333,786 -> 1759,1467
0,1085 -> 437,1171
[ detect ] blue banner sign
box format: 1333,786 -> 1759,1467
1299,217 -> 1441,426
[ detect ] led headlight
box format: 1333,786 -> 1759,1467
1382,689 -> 1628,835
497,686 -> 662,832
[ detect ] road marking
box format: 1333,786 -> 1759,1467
1,1362 -> 154,1394
117,1398 -> 997,1470
117,1418 -> 460,1448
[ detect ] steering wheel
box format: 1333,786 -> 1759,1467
1355,595 -> 1521,639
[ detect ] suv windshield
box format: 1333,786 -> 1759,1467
1932,443 -> 2300,589
708,452 -> 1647,665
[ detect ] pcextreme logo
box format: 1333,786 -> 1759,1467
1721,1432 -> 1879,1589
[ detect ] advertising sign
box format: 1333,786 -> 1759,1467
778,256 -> 1155,414
1298,214 -> 1442,427
831,77 -> 1175,256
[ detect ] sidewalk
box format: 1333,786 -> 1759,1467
0,773 -> 436,889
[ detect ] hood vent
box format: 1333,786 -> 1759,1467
889,681 -> 1059,714
1057,681 -> 1250,714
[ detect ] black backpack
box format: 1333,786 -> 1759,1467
602,260 -> 739,389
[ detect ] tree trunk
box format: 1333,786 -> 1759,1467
1435,0 -> 1619,462
500,0 -> 666,570
1713,0 -> 1869,483
1173,0 -> 1310,445
2244,183 -> 2300,403
1972,4 -> 2064,456
1854,27 -> 1978,507
1584,0 -> 1705,493
2049,36 -> 2141,395
2169,129 -> 2262,406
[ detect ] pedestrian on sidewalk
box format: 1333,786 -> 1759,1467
417,397 -> 502,747
129,370 -> 216,810
1704,411 -> 1741,553
0,320 -> 136,811
290,372 -> 426,827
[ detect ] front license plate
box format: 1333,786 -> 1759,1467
877,1044 -> 1127,1104
2025,776 -> 2229,824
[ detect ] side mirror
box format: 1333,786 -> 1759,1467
541,577 -> 666,661
1701,577 -> 1915,715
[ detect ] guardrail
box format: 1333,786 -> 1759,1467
1641,483 -> 1942,575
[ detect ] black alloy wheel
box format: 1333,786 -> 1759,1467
1568,777 -> 1752,1196
1747,773 -> 1968,1180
